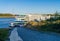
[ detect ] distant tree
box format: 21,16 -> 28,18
54,11 -> 60,19
34,19 -> 39,22
0,13 -> 14,16
54,11 -> 60,16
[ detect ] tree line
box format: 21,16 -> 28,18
0,13 -> 14,16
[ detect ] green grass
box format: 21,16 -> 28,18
0,28 -> 9,41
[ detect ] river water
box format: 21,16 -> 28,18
0,18 -> 60,41
0,18 -> 15,28
17,27 -> 60,41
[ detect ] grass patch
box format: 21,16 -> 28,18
0,28 -> 9,41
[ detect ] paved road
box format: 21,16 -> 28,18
9,28 -> 23,41
17,26 -> 60,41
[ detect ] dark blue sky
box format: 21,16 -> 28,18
0,0 -> 60,14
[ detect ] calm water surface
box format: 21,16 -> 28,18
0,18 -> 15,28
17,27 -> 60,41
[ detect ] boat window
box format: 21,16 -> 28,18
21,19 -> 25,20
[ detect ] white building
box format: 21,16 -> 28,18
15,15 -> 29,21
15,14 -> 51,22
27,14 -> 51,21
